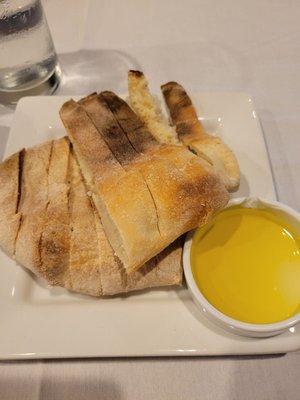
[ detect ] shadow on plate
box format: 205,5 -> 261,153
57,49 -> 142,96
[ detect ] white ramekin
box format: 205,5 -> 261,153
183,197 -> 300,338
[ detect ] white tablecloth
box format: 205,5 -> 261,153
0,1 -> 299,398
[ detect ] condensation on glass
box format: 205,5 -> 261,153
0,0 -> 60,103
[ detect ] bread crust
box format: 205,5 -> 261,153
14,141 -> 53,275
161,81 -> 240,191
0,150 -> 23,256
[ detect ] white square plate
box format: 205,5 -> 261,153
1,93 -> 299,359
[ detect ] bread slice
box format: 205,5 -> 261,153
40,137 -> 71,286
128,70 -> 179,144
68,152 -> 124,296
60,100 -> 162,272
0,150 -> 23,256
161,81 -> 240,191
79,94 -> 139,166
14,141 -> 53,275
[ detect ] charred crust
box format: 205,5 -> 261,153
40,235 -> 69,285
101,91 -> 125,113
90,94 -> 138,166
161,81 -> 179,93
161,82 -> 193,124
101,91 -> 159,153
176,121 -> 194,137
129,70 -> 143,77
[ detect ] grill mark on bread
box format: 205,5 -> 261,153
80,93 -> 139,166
101,91 -> 158,153
40,138 -> 71,286
160,81 -> 178,96
99,93 -> 140,158
14,141 -> 53,273
60,99 -> 124,181
164,89 -> 193,121
162,81 -> 240,191
129,70 -> 143,77
176,121 -> 199,138
100,91 -> 163,239
161,81 -> 206,139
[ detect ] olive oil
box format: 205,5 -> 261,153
191,206 -> 300,324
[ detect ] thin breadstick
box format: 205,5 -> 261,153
162,81 -> 240,192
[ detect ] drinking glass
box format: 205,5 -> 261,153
0,0 -> 60,104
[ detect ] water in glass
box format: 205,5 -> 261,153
0,0 -> 59,97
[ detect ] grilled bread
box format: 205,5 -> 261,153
60,93 -> 229,272
161,81 -> 240,191
0,141 -> 183,297
128,70 -> 239,191
0,73 -> 235,297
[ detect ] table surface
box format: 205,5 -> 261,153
0,0 -> 299,398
